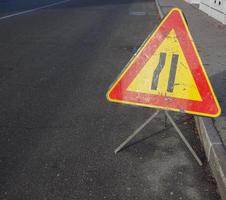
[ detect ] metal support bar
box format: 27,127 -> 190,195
114,109 -> 160,154
164,112 -> 167,128
165,111 -> 203,166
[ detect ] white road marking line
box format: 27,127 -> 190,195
0,0 -> 71,20
129,11 -> 146,16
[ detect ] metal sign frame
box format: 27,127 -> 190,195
114,109 -> 203,166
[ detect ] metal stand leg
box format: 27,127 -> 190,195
164,112 -> 167,128
165,111 -> 202,166
114,109 -> 160,154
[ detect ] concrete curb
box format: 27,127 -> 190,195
154,1 -> 226,199
195,117 -> 226,200
155,0 -> 164,19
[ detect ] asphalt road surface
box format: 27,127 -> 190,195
0,0 -> 67,17
0,0 -> 220,200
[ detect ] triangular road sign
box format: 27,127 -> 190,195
107,8 -> 221,117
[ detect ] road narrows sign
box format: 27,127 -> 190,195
107,8 -> 221,117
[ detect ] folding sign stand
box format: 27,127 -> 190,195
114,109 -> 203,166
107,8 -> 221,167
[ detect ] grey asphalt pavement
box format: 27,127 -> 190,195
0,0 -> 220,199
0,0 -> 66,17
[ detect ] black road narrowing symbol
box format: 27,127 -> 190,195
151,52 -> 179,92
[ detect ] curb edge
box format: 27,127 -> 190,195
155,0 -> 164,19
195,116 -> 226,200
